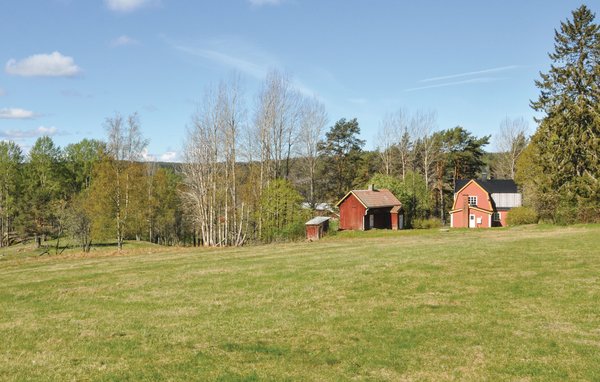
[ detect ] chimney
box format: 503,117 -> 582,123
368,184 -> 375,191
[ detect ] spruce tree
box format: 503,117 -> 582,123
529,5 -> 600,221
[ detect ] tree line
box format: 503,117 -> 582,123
0,5 -> 597,250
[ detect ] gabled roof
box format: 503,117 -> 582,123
336,188 -> 401,208
454,179 -> 518,194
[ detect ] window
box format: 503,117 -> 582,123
492,212 -> 501,222
468,196 -> 477,206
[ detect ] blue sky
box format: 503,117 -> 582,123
0,0 -> 596,160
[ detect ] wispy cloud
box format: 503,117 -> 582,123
0,108 -> 38,119
248,0 -> 283,6
420,65 -> 520,83
169,37 -> 318,97
110,35 -> 140,47
104,0 -> 156,12
5,51 -> 82,77
174,44 -> 267,79
0,126 -> 59,140
405,77 -> 503,92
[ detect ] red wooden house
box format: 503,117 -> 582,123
336,185 -> 403,230
449,179 -> 522,228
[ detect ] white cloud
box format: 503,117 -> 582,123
160,151 -> 177,162
141,148 -> 155,162
0,108 -> 37,119
249,0 -> 283,6
0,126 -> 58,140
105,0 -> 154,12
5,52 -> 81,77
110,35 -> 140,47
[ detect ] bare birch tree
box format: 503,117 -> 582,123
298,96 -> 328,206
376,109 -> 410,176
411,110 -> 439,188
101,112 -> 148,250
181,78 -> 247,247
254,70 -> 302,185
495,117 -> 529,179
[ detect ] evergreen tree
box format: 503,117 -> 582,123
0,141 -> 23,247
318,118 -> 365,200
529,5 -> 600,221
23,136 -> 66,246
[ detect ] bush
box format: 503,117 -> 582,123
506,207 -> 538,226
412,218 -> 442,229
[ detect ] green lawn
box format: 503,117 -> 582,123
1,225 -> 600,381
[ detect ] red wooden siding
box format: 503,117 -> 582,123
338,194 -> 366,230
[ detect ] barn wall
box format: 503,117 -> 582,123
451,208 -> 492,228
306,225 -> 319,240
454,182 -> 492,210
339,194 -> 366,230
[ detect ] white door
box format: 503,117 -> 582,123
469,214 -> 476,228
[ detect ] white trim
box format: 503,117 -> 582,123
488,214 -> 492,227
469,214 -> 476,228
450,213 -> 454,228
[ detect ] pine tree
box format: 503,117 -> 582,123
529,5 -> 600,221
318,118 -> 365,200
0,141 -> 23,247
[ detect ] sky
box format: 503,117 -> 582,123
0,0 -> 597,161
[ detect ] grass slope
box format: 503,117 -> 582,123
1,225 -> 600,381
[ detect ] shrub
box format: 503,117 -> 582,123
412,218 -> 442,229
507,207 -> 538,226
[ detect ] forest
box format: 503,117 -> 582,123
0,5 -> 598,250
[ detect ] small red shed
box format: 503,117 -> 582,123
335,185 -> 403,231
305,216 -> 330,241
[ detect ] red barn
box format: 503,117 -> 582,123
449,179 -> 522,228
336,185 -> 403,230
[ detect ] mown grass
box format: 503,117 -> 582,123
1,225 -> 600,381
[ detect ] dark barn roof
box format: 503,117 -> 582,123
454,179 -> 518,194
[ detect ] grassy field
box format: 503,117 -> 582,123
1,225 -> 600,381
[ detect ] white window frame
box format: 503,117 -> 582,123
468,196 -> 477,206
492,212 -> 501,222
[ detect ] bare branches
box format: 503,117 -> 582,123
495,117 -> 529,179
181,78 -> 247,246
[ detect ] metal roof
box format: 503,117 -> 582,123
305,216 -> 330,225
454,179 -> 518,194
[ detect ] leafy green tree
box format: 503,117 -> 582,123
367,171 -> 429,227
515,143 -> 558,222
0,141 -> 23,247
64,139 -> 106,193
259,179 -> 307,243
318,118 -> 365,200
529,5 -> 600,221
92,113 -> 148,249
